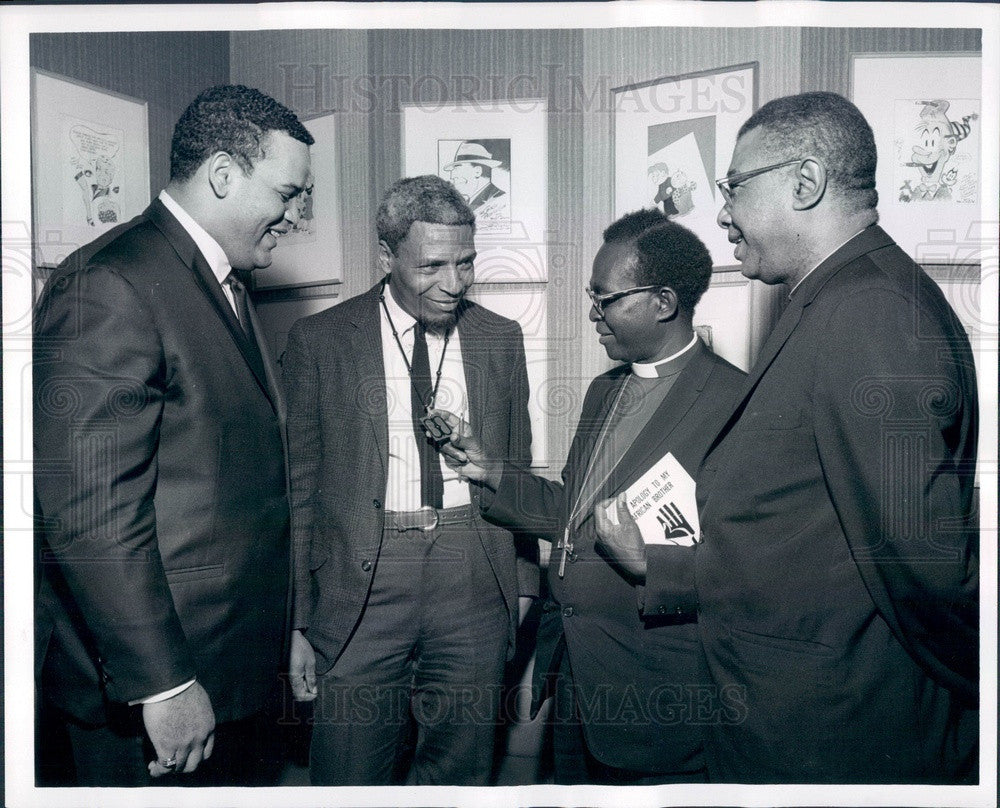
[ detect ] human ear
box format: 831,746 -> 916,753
377,240 -> 394,276
792,158 -> 826,211
655,287 -> 679,321
207,152 -> 237,199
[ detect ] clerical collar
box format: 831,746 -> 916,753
631,332 -> 698,378
788,227 -> 867,300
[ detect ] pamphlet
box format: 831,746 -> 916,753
606,452 -> 700,546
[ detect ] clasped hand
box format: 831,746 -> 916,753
425,409 -> 503,490
593,493 -> 648,581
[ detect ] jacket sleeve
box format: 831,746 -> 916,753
33,265 -> 195,703
814,286 -> 978,702
281,321 -> 321,632
502,322 -> 542,597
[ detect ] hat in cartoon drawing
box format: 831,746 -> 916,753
443,141 -> 503,171
906,99 -> 978,201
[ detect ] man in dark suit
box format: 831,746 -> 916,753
34,85 -> 313,785
438,210 -> 745,784
282,175 -> 534,785
597,92 -> 979,783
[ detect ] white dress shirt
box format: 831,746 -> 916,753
379,286 -> 471,511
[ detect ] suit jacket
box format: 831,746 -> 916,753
34,199 -> 290,726
662,226 -> 978,782
282,283 -> 535,674
483,342 -> 745,773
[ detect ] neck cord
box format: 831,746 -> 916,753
380,278 -> 450,411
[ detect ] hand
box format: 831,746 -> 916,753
289,629 -> 317,702
427,409 -> 503,489
144,681 -> 215,777
594,492 -> 647,580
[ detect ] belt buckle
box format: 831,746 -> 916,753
417,505 -> 439,532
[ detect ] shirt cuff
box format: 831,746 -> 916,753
129,678 -> 196,705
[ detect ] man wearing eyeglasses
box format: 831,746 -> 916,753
437,209 -> 745,784
597,91 -> 979,783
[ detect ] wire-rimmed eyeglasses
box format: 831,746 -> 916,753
715,159 -> 803,205
586,285 -> 661,317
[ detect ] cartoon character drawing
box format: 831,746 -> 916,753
648,162 -> 678,216
670,170 -> 697,216
902,99 -> 977,202
73,155 -> 120,226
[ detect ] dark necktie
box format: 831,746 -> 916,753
226,273 -> 254,339
410,324 -> 444,508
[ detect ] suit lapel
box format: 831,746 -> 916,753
703,226 -> 893,458
456,303 -> 486,437
573,345 -> 712,528
348,287 -> 389,474
145,200 -> 273,406
568,369 -> 629,529
604,343 -> 713,497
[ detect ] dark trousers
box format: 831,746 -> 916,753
42,699 -> 281,787
309,520 -> 508,786
551,653 -> 708,785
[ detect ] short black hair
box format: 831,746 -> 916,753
739,91 -> 878,212
602,208 -> 669,243
604,210 -> 712,316
170,85 -> 314,182
376,175 -> 476,251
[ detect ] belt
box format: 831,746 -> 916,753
383,504 -> 473,532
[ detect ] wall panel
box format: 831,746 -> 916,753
30,32 -> 230,198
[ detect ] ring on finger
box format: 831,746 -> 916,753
161,756 -> 177,770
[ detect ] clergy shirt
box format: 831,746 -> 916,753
571,335 -> 700,529
159,190 -> 240,315
380,287 -> 471,511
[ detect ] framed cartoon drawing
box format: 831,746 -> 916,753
31,69 -> 150,267
850,53 -> 981,263
402,100 -> 547,282
613,63 -> 757,267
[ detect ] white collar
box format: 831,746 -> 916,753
381,279 -> 418,335
159,190 -> 231,285
631,332 -> 698,378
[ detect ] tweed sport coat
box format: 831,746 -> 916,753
282,283 -> 536,674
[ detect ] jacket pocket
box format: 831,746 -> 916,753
165,563 -> 226,584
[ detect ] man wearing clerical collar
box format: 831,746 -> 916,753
438,209 -> 745,784
602,91 -> 979,784
281,175 -> 535,786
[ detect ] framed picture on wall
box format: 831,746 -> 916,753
850,53 -> 982,263
401,99 -> 547,282
253,111 -> 344,289
612,62 -> 757,268
31,68 -> 150,268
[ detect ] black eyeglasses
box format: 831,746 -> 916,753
715,159 -> 803,204
586,285 -> 660,317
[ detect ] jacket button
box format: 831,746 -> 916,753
361,559 -> 372,571
373,499 -> 382,509
658,605 -> 667,615
562,606 -> 574,617
675,606 -> 684,615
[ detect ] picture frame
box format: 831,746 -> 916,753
850,52 -> 982,263
612,62 -> 757,267
402,99 -> 548,282
30,68 -> 150,268
252,111 -> 344,289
